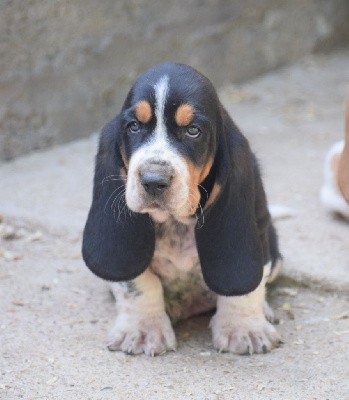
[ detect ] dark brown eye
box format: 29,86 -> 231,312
128,121 -> 140,133
186,125 -> 201,138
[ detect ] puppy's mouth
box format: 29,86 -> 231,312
142,199 -> 198,221
143,201 -> 164,211
140,198 -> 176,214
147,202 -> 160,209
130,190 -> 194,218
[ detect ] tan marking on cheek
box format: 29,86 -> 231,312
175,104 -> 194,126
199,157 -> 213,183
204,183 -> 221,210
185,157 -> 213,214
185,161 -> 202,213
135,100 -> 152,124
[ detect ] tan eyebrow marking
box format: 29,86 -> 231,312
135,100 -> 152,124
175,103 -> 194,126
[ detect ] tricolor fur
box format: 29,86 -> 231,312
82,63 -> 282,356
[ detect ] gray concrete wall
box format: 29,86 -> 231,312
1,0 -> 348,161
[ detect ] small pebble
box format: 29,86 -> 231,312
25,231 -> 43,242
46,377 -> 58,385
0,224 -> 17,240
276,287 -> 298,297
332,312 -> 349,320
3,251 -> 22,261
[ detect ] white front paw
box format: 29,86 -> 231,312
107,312 -> 176,356
210,314 -> 281,355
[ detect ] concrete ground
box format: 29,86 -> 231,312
1,50 -> 349,399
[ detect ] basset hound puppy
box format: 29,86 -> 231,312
82,63 -> 282,356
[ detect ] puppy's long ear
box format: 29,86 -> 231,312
196,114 -> 268,296
82,116 -> 155,281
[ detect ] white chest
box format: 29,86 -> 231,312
151,219 -> 200,279
150,218 -> 216,320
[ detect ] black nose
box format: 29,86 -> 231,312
140,172 -> 172,196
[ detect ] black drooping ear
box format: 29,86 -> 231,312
196,111 -> 270,296
82,116 -> 155,281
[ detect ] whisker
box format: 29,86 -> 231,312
101,178 -> 126,185
198,184 -> 209,200
104,178 -> 127,182
187,188 -> 205,229
102,175 -> 126,184
103,174 -> 125,179
104,185 -> 126,214
111,189 -> 126,218
196,201 -> 205,229
113,195 -> 125,222
111,188 -> 126,212
119,201 -> 129,222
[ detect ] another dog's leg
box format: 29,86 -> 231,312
210,263 -> 281,354
338,95 -> 349,203
107,269 -> 176,356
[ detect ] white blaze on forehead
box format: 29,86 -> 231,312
153,75 -> 169,141
125,73 -> 191,216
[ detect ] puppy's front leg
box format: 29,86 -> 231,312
210,263 -> 281,354
107,269 -> 176,356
